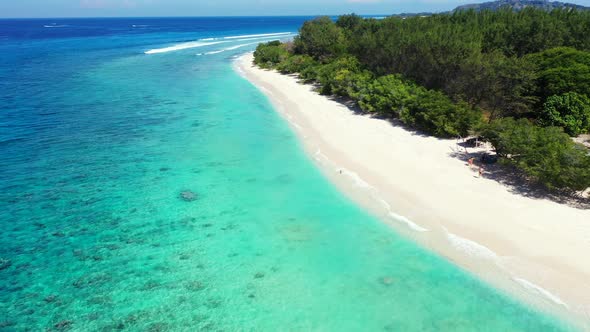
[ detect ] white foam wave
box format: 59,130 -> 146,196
204,50 -> 224,55
446,230 -> 497,260
314,149 -> 328,163
304,145 -> 434,235
290,121 -> 303,130
512,277 -> 568,307
224,43 -> 257,51
151,32 -> 295,55
195,32 -> 294,43
235,37 -> 271,42
44,24 -> 68,28
377,198 -> 391,210
235,34 -> 297,42
132,24 -> 149,28
389,212 -> 429,232
145,41 -> 227,54
223,32 -> 292,40
198,42 -> 262,56
259,86 -> 273,96
338,168 -> 372,189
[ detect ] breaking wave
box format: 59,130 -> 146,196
222,32 -> 292,40
197,42 -> 263,56
146,32 -> 295,55
445,229 -> 498,260
145,41 -> 227,54
44,24 -> 69,28
389,212 -> 429,232
512,277 -> 568,307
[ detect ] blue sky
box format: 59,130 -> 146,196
2,0 -> 590,18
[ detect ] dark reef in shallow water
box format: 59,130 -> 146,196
184,280 -> 205,292
380,277 -> 395,286
53,320 -> 73,331
0,258 -> 12,270
179,190 -> 198,202
0,321 -> 15,328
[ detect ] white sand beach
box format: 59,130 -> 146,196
236,53 -> 590,326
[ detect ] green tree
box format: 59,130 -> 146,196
253,41 -> 289,68
336,14 -> 364,31
315,56 -> 362,95
539,92 -> 590,136
357,75 -> 413,116
400,89 -> 482,138
276,55 -> 317,74
527,47 -> 590,100
480,118 -> 590,191
294,17 -> 347,62
449,51 -> 538,119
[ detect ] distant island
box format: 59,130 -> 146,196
390,0 -> 590,18
454,0 -> 590,11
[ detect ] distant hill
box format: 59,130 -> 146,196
455,0 -> 590,11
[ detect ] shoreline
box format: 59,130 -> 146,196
235,53 -> 590,327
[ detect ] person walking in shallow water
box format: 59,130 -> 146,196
479,166 -> 484,178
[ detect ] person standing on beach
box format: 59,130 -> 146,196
479,166 -> 484,178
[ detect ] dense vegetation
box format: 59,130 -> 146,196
253,9 -> 590,192
455,0 -> 589,12
480,118 -> 590,190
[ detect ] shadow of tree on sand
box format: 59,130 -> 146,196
449,148 -> 590,210
325,95 -> 433,137
296,77 -> 590,210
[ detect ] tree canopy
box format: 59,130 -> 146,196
253,8 -> 590,191
480,118 -> 590,191
539,92 -> 590,136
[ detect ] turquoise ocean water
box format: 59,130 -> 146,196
0,18 -> 578,331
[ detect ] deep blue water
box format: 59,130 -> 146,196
0,17 -> 577,331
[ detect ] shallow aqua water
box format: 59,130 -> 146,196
0,18 -> 577,331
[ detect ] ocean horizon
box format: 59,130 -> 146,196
0,17 -> 577,331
